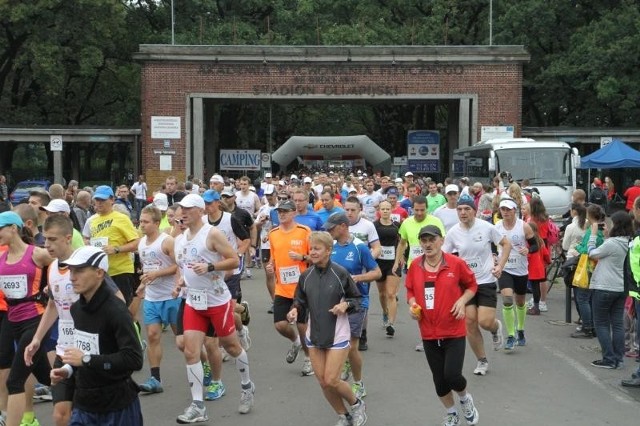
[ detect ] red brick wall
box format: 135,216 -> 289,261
140,61 -> 522,189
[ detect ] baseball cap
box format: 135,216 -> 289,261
61,246 -> 109,272
0,211 -> 23,229
394,177 -> 403,183
153,193 -> 169,211
177,194 -> 205,209
276,200 -> 296,211
209,174 -> 224,184
386,187 -> 399,197
202,190 -> 220,203
290,174 -> 298,180
221,188 -> 235,197
263,185 -> 276,196
265,172 -> 272,178
499,198 -> 517,210
404,171 -> 414,177
419,225 -> 443,238
322,212 -> 349,230
93,185 -> 114,200
277,180 -> 285,186
303,177 -> 312,184
40,199 -> 70,214
445,184 -> 459,194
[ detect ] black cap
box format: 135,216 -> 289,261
322,212 -> 349,230
276,200 -> 296,211
419,225 -> 443,238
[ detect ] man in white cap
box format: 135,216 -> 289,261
302,177 -> 316,205
209,175 -> 225,193
260,173 -> 273,194
433,184 -> 461,232
49,246 -> 143,425
152,193 -> 170,231
40,199 -> 84,249
173,194 -> 255,422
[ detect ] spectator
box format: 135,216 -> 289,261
589,178 -> 607,207
624,180 -> 640,211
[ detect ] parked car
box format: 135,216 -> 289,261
10,180 -> 51,204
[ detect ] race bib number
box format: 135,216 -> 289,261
466,257 -> 482,273
0,274 -> 28,299
188,288 -> 208,310
58,320 -> 75,349
379,246 -> 396,260
143,264 -> 160,273
410,246 -> 424,260
279,265 -> 301,284
507,253 -> 523,268
390,213 -> 401,223
424,283 -> 435,310
90,237 -> 108,249
74,330 -> 100,355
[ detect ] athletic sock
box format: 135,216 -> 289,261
151,367 -> 160,381
293,334 -> 301,345
234,349 -> 251,385
446,406 -> 458,414
516,304 -> 526,330
21,412 -> 35,424
186,362 -> 204,402
503,304 -> 516,336
478,357 -> 488,363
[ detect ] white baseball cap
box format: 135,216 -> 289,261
265,172 -> 272,178
61,246 -> 109,272
404,171 -> 414,177
445,184 -> 459,194
153,193 -> 169,211
177,194 -> 205,209
40,199 -> 70,214
303,177 -> 312,184
209,174 -> 224,183
499,199 -> 517,210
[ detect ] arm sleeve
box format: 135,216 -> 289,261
90,303 -> 143,373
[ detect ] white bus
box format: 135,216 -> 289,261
453,138 -> 580,216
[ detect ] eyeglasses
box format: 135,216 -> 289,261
278,197 -> 289,201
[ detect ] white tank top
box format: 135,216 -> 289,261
139,233 -> 176,302
203,212 -> 241,275
495,218 -> 529,276
48,259 -> 78,356
175,224 -> 230,308
235,191 -> 258,215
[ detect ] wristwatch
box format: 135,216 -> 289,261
82,353 -> 91,366
114,246 -> 121,254
207,263 -> 216,272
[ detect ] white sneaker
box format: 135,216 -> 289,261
238,382 -> 255,414
301,357 -> 315,376
526,298 -> 534,309
350,398 -> 367,426
442,412 -> 460,426
473,360 -> 489,376
539,301 -> 548,312
460,394 -> 479,425
238,326 -> 251,351
176,403 -> 208,424
415,341 -> 424,352
335,414 -> 352,426
492,319 -> 504,351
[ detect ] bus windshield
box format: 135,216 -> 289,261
496,148 -> 572,186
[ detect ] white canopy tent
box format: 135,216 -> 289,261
271,135 -> 392,174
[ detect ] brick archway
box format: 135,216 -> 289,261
135,45 -> 529,188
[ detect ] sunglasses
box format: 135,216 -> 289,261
278,197 -> 289,201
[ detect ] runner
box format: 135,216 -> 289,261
266,200 -> 314,376
324,213 -> 381,401
495,198 -> 537,350
443,195 -> 511,376
357,179 -> 383,222
426,182 -> 447,214
136,206 -> 180,394
405,225 -> 479,426
173,194 -> 254,423
434,184 -> 461,232
286,231 -> 367,426
292,188 -> 323,231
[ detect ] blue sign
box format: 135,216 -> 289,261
407,130 -> 440,173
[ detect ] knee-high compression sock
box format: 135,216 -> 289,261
186,362 -> 204,403
502,305 -> 515,337
516,304 -> 527,331
234,349 -> 251,385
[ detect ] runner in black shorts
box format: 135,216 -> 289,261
374,200 -> 401,337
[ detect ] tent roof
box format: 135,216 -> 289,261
271,135 -> 391,173
579,140 -> 640,169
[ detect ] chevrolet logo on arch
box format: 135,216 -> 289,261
302,144 -> 355,150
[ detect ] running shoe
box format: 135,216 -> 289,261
351,382 -> 367,399
516,330 -> 526,346
386,324 -> 395,337
473,360 -> 488,376
301,357 -> 315,376
244,269 -> 252,279
442,412 -> 460,426
382,313 -> 389,329
220,346 -> 231,362
504,335 -> 516,351
341,360 -> 352,381
492,319 -> 504,351
286,341 -> 302,364
238,381 -> 255,414
538,301 -> 548,312
335,414 -> 353,426
358,338 -> 368,351
0,414 -> 5,426
176,403 -> 208,424
267,303 -> 274,314
350,398 -> 367,426
138,376 -> 163,394
526,298 -> 534,309
460,393 -> 479,425
203,362 -> 212,387
204,381 -> 226,400
240,301 -> 251,325
415,341 -> 425,352
526,306 -> 541,315
591,359 -> 615,369
238,326 -> 252,351
33,383 -> 52,401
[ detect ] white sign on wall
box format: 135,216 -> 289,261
480,126 -> 514,140
220,150 -> 261,171
151,116 -> 181,139
50,135 -> 63,151
600,137 -> 613,148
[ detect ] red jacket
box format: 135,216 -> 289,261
527,242 -> 550,281
405,253 -> 478,340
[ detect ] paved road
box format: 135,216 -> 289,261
36,269 -> 639,425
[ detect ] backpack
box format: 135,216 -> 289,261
546,219 -> 560,246
589,187 -> 607,206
